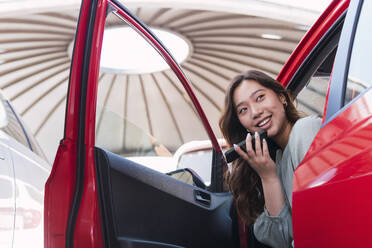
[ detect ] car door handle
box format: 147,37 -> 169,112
194,190 -> 211,207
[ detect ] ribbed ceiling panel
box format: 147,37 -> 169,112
0,6 -> 307,161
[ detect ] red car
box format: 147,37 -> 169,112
44,0 -> 372,247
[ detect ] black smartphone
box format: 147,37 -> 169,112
224,129 -> 267,163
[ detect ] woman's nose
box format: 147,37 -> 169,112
251,105 -> 263,119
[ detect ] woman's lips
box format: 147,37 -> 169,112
257,116 -> 272,129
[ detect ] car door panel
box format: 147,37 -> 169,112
90,1 -> 235,247
45,0 -> 234,246
95,147 -> 233,248
292,0 -> 372,246
292,86 -> 372,247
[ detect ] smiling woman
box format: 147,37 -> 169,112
219,70 -> 322,248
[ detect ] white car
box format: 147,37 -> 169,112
0,91 -> 50,248
174,139 -> 227,186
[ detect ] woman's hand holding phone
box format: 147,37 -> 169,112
234,132 -> 277,181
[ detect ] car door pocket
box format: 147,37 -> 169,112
194,189 -> 211,207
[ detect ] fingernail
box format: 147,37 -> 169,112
255,131 -> 259,137
246,133 -> 251,139
263,138 -> 266,142
233,144 -> 238,150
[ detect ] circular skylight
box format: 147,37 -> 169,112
100,27 -> 190,74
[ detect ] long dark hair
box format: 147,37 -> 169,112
219,70 -> 302,225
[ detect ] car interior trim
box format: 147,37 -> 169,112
94,147 -> 234,247
209,148 -> 225,192
95,147 -> 119,248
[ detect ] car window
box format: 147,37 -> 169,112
22,123 -> 48,162
287,15 -> 342,120
0,95 -> 47,161
95,12 -> 214,186
0,95 -> 30,149
296,49 -> 337,118
344,0 -> 372,105
296,75 -> 328,117
178,150 -> 211,182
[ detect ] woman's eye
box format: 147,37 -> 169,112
257,94 -> 264,102
238,107 -> 247,114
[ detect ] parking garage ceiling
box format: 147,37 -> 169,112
0,3 -> 317,161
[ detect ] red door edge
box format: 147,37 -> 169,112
44,0 -> 106,247
277,0 -> 349,87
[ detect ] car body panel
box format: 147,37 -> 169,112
44,140 -> 77,248
0,87 -> 50,248
10,135 -> 49,248
0,103 -> 50,248
0,141 -> 15,248
292,0 -> 372,246
293,90 -> 372,246
293,90 -> 372,247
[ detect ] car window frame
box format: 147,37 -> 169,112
324,0 -> 364,124
102,0 -> 225,192
286,13 -> 344,101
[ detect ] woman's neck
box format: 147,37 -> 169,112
273,120 -> 293,150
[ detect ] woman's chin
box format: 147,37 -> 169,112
266,128 -> 276,138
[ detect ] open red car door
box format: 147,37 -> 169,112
44,0 -> 239,247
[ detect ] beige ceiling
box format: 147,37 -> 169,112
0,5 -> 309,161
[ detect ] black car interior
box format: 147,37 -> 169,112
95,147 -> 237,248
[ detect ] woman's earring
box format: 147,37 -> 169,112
283,102 -> 288,107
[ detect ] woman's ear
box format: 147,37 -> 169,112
279,94 -> 287,105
